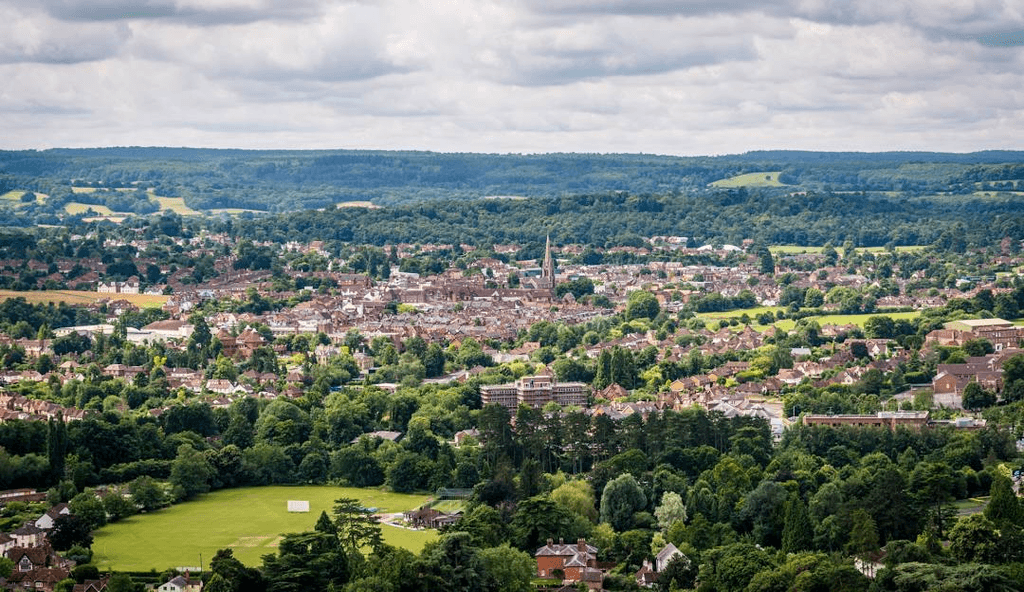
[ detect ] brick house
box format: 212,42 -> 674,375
535,538 -> 598,582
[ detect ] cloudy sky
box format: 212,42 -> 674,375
1,0 -> 1023,155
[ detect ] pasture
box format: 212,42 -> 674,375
0,289 -> 168,308
769,245 -> 926,255
709,171 -> 784,187
153,195 -> 201,216
768,311 -> 921,332
91,486 -> 437,571
209,208 -> 267,215
699,308 -> 920,333
1,190 -> 45,204
71,187 -> 136,193
65,202 -> 121,216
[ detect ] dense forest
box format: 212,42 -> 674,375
227,190 -> 1024,249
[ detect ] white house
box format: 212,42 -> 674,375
158,574 -> 204,592
33,503 -> 70,530
655,543 -> 684,573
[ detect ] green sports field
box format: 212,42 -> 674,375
91,486 -> 436,571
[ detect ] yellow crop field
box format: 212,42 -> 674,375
1,191 -> 45,204
65,202 -> 117,216
0,290 -> 168,307
154,195 -> 201,215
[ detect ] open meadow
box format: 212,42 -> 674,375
767,311 -> 921,332
0,290 -> 168,308
153,195 -> 201,216
709,171 -> 784,187
91,486 -> 437,571
64,202 -> 122,216
698,308 -> 921,333
337,201 -> 382,209
1,190 -> 46,204
769,245 -> 926,255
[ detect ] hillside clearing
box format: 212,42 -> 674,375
710,171 -> 785,188
154,195 -> 201,215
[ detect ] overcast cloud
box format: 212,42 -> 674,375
1,0 -> 1022,154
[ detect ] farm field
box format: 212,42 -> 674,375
769,245 -> 926,254
337,201 -> 382,209
699,306 -> 782,319
1,190 -> 45,204
0,289 -> 168,308
71,187 -> 136,193
91,486 -> 436,571
209,208 -> 267,215
154,195 -> 201,215
709,171 -> 784,187
769,311 -> 921,332
699,308 -> 920,332
65,202 -> 121,216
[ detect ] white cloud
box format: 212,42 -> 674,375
0,0 -> 1021,153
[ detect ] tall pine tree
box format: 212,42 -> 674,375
984,474 -> 1023,527
781,495 -> 812,553
46,416 -> 67,483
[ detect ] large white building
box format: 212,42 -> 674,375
480,373 -> 587,410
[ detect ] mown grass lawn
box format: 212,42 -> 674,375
953,496 -> 989,516
91,486 -> 436,571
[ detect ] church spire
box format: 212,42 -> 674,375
542,235 -> 555,288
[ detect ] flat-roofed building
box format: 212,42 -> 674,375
481,374 -> 587,410
802,411 -> 930,430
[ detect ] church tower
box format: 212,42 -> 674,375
542,235 -> 556,289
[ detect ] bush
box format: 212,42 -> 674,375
65,545 -> 93,565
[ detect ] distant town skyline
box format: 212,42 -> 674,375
1,0 -> 1022,155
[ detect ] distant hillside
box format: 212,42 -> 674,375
3,148 -> 1024,216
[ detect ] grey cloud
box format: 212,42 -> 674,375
125,4 -> 414,85
973,29 -> 1024,47
12,0 -> 326,25
502,44 -> 755,86
0,100 -> 90,116
0,13 -> 130,64
471,17 -> 764,86
524,0 -> 1024,38
520,0 -> 767,18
